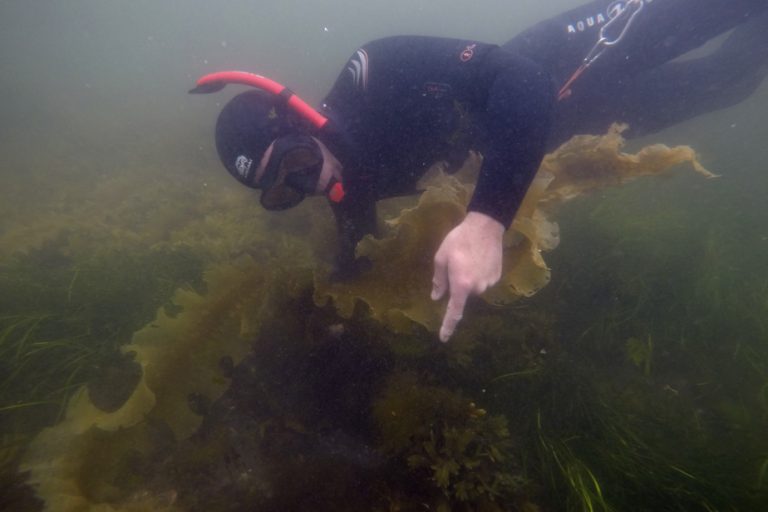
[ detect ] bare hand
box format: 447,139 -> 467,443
430,212 -> 504,342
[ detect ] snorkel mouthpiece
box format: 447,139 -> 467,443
328,181 -> 345,203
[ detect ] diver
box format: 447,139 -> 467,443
191,2 -> 768,345
190,36 -> 554,343
503,0 -> 768,147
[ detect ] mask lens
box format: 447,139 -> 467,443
280,147 -> 323,192
260,144 -> 322,210
260,182 -> 305,210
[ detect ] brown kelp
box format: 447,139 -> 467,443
314,124 -> 715,334
21,256 -> 311,511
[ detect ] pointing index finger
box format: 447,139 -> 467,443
439,285 -> 469,343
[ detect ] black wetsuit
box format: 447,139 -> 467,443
504,0 -> 768,147
317,36 -> 554,273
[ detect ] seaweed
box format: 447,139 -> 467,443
519,163 -> 768,511
372,372 -> 527,511
7,123 -> 767,512
0,242 -> 206,439
314,124 -> 715,335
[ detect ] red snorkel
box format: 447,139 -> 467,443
189,71 -> 329,130
190,71 -> 345,203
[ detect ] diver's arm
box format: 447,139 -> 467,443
329,192 -> 377,281
431,52 -> 553,342
318,43 -> 379,280
468,53 -> 553,229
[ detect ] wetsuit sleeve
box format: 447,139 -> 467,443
468,55 -> 554,228
320,47 -> 378,278
328,191 -> 377,279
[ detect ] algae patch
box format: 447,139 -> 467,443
314,124 -> 716,334
20,257 -> 308,511
12,126 -> 723,511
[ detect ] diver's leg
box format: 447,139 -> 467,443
533,0 -> 768,146
504,0 -> 768,83
567,7 -> 768,140
616,8 -> 768,137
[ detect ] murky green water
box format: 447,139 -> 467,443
1,1 -> 767,511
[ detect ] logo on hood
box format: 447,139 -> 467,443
235,155 -> 253,179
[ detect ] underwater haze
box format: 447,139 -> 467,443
1,1 -> 768,511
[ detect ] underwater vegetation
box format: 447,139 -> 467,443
2,126 -> 766,511
0,239 -> 205,510
372,372 -> 526,511
314,124 -> 715,334
524,168 -> 768,511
